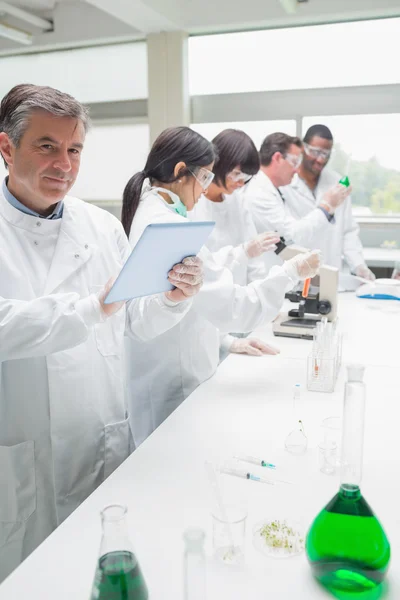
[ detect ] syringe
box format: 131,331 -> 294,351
234,455 -> 276,469
219,466 -> 275,485
219,466 -> 292,485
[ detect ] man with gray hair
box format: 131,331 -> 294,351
0,84 -> 203,580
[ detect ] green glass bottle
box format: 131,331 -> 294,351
339,175 -> 350,187
91,505 -> 149,600
306,365 -> 390,594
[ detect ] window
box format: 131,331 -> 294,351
0,42 -> 148,103
303,115 -> 400,216
189,18 -> 400,96
191,120 -> 296,149
70,123 -> 150,202
0,124 -> 150,214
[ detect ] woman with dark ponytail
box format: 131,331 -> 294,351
124,126 -> 321,447
122,126 -> 215,238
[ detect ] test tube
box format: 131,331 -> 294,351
302,278 -> 311,298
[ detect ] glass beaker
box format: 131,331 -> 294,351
306,365 -> 391,593
212,504 -> 247,565
90,504 -> 148,600
321,416 -> 341,469
318,441 -> 337,475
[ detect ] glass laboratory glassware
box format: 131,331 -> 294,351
318,440 -> 337,476
306,365 -> 391,593
285,420 -> 308,455
183,528 -> 207,600
90,504 -> 148,600
339,175 -> 350,187
212,504 -> 247,564
285,384 -> 308,455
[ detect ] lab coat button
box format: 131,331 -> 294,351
75,253 -> 80,259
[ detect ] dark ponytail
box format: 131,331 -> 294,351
121,126 -> 215,238
121,171 -> 147,236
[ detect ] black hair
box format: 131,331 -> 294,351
303,124 -> 333,144
259,132 -> 302,167
211,129 -> 260,186
121,126 -> 215,237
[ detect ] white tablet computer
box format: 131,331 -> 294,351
104,221 -> 215,303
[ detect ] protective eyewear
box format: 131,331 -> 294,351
303,142 -> 331,161
190,167 -> 215,190
285,152 -> 303,169
227,169 -> 253,184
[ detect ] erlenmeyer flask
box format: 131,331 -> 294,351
90,504 -> 148,600
306,365 -> 390,593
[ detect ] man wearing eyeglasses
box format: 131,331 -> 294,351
281,125 -> 374,280
246,132 -> 350,257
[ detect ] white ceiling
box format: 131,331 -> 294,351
1,0 -> 400,54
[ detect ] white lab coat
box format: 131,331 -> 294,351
280,170 -> 365,271
126,188 -> 297,447
189,191 -> 266,285
246,169 -> 330,245
0,189 -> 192,582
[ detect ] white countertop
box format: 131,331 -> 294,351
0,294 -> 399,599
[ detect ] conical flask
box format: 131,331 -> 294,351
339,175 -> 350,187
306,365 -> 390,594
90,504 -> 148,600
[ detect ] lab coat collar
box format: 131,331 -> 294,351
290,173 -> 302,190
2,177 -> 64,219
289,172 -> 317,204
256,169 -> 282,198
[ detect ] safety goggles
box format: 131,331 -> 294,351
190,167 -> 215,190
285,152 -> 303,169
303,142 -> 331,161
227,169 -> 253,184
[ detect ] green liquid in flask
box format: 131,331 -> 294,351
91,550 -> 149,600
306,485 -> 390,594
339,176 -> 350,187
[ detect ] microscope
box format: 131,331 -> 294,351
272,243 -> 339,340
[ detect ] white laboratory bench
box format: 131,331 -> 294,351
0,294 -> 399,600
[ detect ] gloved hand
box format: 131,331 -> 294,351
167,256 -> 204,302
355,264 -> 376,281
320,184 -> 352,213
98,278 -> 125,318
284,249 -> 321,281
392,268 -> 400,281
244,232 -> 280,259
230,337 -> 280,356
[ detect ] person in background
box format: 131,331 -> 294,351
122,125 -> 321,448
189,128 -> 281,357
0,85 -> 202,581
246,132 -> 348,243
280,124 -> 375,279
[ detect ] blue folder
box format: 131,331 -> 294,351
105,221 -> 215,303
